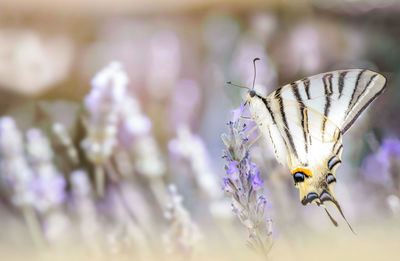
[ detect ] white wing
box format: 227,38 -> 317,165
268,69 -> 387,134
249,94 -> 288,166
267,99 -> 343,168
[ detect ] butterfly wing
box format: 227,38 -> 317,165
248,94 -> 288,166
268,69 -> 387,134
264,97 -> 343,169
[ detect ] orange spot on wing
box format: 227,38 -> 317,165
292,168 -> 312,177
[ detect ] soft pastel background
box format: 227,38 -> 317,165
0,1 -> 399,260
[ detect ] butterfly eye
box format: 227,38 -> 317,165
293,172 -> 305,183
249,90 -> 256,98
326,173 -> 336,184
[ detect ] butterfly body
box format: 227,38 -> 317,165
246,69 -> 386,227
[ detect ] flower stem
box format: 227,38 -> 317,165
22,206 -> 46,249
95,165 -> 105,198
149,177 -> 168,208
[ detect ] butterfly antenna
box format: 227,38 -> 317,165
226,81 -> 250,90
252,57 -> 260,90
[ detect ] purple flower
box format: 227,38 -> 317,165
221,113 -> 272,255
380,138 -> 400,160
31,173 -> 66,213
225,160 -> 239,179
252,171 -> 264,191
362,137 -> 400,187
222,177 -> 235,193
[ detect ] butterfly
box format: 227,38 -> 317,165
234,59 -> 387,231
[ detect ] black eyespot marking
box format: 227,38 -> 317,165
249,90 -> 256,97
326,173 -> 336,184
320,191 -> 333,202
293,172 -> 305,183
301,192 -> 318,205
328,156 -> 341,170
307,193 -> 318,201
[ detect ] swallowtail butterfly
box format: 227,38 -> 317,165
233,59 -> 387,231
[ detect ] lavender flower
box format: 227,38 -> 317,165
82,61 -> 127,164
0,117 -> 45,248
52,122 -> 79,166
221,112 -> 272,255
25,128 -> 70,244
169,125 -> 223,200
26,128 -> 66,213
81,61 -> 128,196
163,184 -> 201,257
119,96 -> 152,143
169,125 -> 231,219
117,94 -> 168,209
362,137 -> 400,189
0,117 -> 36,207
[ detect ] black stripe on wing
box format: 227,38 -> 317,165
338,71 -> 348,98
341,79 -> 387,133
328,155 -> 342,170
347,69 -> 367,113
276,87 -> 299,160
291,82 -> 308,153
353,74 -> 378,106
303,78 -> 311,99
322,73 -> 333,141
259,95 -> 277,125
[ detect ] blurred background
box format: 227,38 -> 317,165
0,0 -> 399,260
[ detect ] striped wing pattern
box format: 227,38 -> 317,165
265,69 -> 385,167
271,69 -> 386,134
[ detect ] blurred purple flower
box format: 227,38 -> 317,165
86,61 -> 127,114
168,125 -> 225,205
119,96 -> 152,146
70,169 -> 92,197
381,138 -> 400,159
362,137 -> 400,187
163,184 -> 201,256
31,172 -> 66,213
82,61 -> 128,166
0,117 -> 35,207
25,128 -> 67,213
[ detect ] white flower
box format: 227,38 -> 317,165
163,184 -> 201,255
0,117 -> 35,207
82,61 -> 129,166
